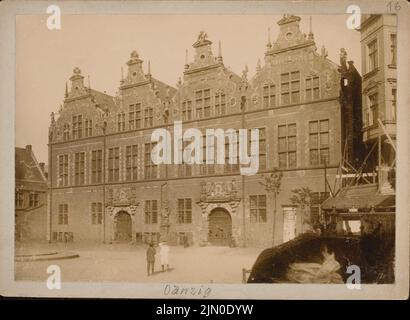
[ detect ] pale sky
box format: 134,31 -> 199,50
16,14 -> 361,164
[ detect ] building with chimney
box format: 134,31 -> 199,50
47,15 -> 363,247
15,145 -> 48,241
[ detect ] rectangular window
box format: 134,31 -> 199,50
144,107 -> 153,127
144,200 -> 158,224
305,76 -> 320,101
224,130 -> 239,173
58,203 -> 68,225
278,124 -> 297,168
182,100 -> 192,121
179,139 -> 193,177
74,152 -> 85,185
214,92 -> 226,115
195,89 -> 211,118
368,40 -> 378,72
177,198 -> 192,224
58,154 -> 69,186
248,128 -> 266,170
91,150 -> 103,183
263,84 -> 276,108
281,72 -> 300,104
204,89 -> 211,117
117,113 -> 125,132
129,103 -> 142,130
144,143 -> 157,179
200,135 -> 215,175
91,202 -> 103,225
29,192 -> 39,207
390,34 -> 397,65
108,147 -> 120,182
85,119 -> 92,137
72,115 -> 83,139
63,124 -> 70,141
369,93 -> 378,126
309,120 -> 329,165
126,145 -> 139,181
15,191 -> 24,208
250,195 -> 267,223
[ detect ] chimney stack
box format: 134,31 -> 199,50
39,162 -> 45,173
25,145 -> 32,153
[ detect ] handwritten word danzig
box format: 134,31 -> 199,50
163,284 -> 212,298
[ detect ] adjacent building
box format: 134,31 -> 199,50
47,15 -> 362,247
359,14 -> 397,188
15,145 -> 48,241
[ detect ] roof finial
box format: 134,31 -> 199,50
308,16 -> 314,40
147,60 -> 151,75
185,49 -> 189,69
256,58 -> 262,73
65,81 -> 68,98
267,27 -> 272,49
217,40 -> 223,63
87,74 -> 91,89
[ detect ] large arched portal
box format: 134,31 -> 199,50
114,211 -> 132,241
208,208 -> 232,246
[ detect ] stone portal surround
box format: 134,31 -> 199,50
197,200 -> 241,246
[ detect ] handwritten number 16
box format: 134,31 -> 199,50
387,1 -> 401,11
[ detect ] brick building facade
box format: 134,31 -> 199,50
47,15 -> 359,247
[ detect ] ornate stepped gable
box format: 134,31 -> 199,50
49,67 -> 115,142
250,14 -> 340,110
49,18 -> 344,137
172,31 -> 245,120
111,50 -> 177,131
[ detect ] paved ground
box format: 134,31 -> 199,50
15,242 -> 262,284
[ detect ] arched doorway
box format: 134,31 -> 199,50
208,208 -> 232,246
114,211 -> 132,241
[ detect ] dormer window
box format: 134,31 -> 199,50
305,76 -> 320,102
63,124 -> 70,141
144,107 -> 154,127
263,84 -> 276,108
281,71 -> 300,105
85,119 -> 93,137
195,89 -> 211,118
72,115 -> 83,139
117,112 -> 125,132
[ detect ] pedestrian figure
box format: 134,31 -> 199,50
146,242 -> 156,276
159,241 -> 170,271
183,234 -> 189,248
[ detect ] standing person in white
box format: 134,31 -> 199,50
159,241 -> 170,272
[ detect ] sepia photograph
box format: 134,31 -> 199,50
1,0 -> 409,300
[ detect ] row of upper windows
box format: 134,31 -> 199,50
60,73 -> 324,140
56,119 -> 330,187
